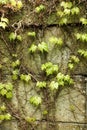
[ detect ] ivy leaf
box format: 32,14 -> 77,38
12,60 -> 20,68
0,22 -> 7,29
12,74 -> 18,80
10,0 -> 17,7
9,32 -> 16,41
6,92 -> 13,99
68,63 -> 74,70
71,7 -> 80,15
41,62 -> 53,71
0,83 -> 4,90
5,83 -> 13,91
16,35 -> 22,41
4,113 -> 11,120
64,9 -> 71,15
80,17 -> 87,25
49,81 -> 59,91
59,18 -> 68,25
28,44 -> 37,53
26,117 -> 36,123
0,0 -> 8,4
1,17 -> 9,24
0,89 -> 7,96
36,81 -> 46,88
35,4 -> 45,13
27,32 -> 36,37
0,105 -> 6,112
20,74 -> 31,83
60,1 -> 72,9
49,37 -> 63,46
30,96 -> 42,106
38,42 -> 48,53
0,115 -> 5,120
24,74 -> 31,83
12,69 -> 19,75
17,0 -> 23,9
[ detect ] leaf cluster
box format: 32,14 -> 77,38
0,82 -> 13,99
41,62 -> 58,76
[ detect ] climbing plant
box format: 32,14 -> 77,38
0,0 -> 87,130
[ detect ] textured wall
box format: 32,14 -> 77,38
0,1 -> 87,130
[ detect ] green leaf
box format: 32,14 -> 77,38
9,32 -> 16,41
41,62 -> 53,70
26,117 -> 36,123
28,44 -> 37,53
41,62 -> 58,76
20,74 -> 31,83
27,32 -> 36,37
0,83 -> 4,90
5,83 -> 13,91
64,9 -> 71,15
6,92 -> 13,99
35,4 -> 45,13
60,1 -> 72,9
78,49 -> 87,58
24,74 -> 31,83
71,7 -> 80,15
0,22 -> 7,29
38,42 -> 48,53
68,63 -> 74,70
80,17 -> 87,25
16,35 -> 22,41
17,0 -> 23,9
12,74 -> 18,80
0,0 -> 8,4
0,105 -> 6,112
49,37 -> 63,45
59,18 -> 68,25
49,81 -> 59,91
36,81 -> 46,88
4,113 -> 11,120
12,60 -> 20,68
30,96 -> 42,106
0,89 -> 7,96
70,55 -> 80,63
1,17 -> 9,24
12,69 -> 19,75
0,115 -> 5,120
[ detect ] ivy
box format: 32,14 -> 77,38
41,62 -> 58,76
11,59 -> 20,68
80,17 -> 87,25
38,42 -> 48,53
9,32 -> 22,42
49,37 -> 63,46
26,117 -> 36,123
56,73 -> 73,86
27,32 -> 36,37
60,1 -> 72,9
68,55 -> 79,70
75,33 -> 87,42
0,83 -> 13,99
20,74 -> 31,83
35,4 -> 45,13
28,44 -> 37,53
49,81 -> 59,91
36,81 -> 46,88
78,49 -> 87,58
29,96 -> 42,107
0,17 -> 9,29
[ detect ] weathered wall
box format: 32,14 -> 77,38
0,1 -> 87,130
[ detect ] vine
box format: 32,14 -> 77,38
0,0 -> 87,130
